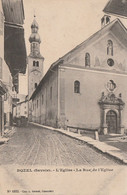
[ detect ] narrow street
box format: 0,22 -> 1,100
0,124 -> 121,166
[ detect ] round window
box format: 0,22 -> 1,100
107,58 -> 114,67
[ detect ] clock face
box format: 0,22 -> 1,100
107,58 -> 114,67
33,71 -> 38,75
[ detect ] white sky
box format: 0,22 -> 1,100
19,0 -> 127,95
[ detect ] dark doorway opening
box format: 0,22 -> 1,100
106,110 -> 117,134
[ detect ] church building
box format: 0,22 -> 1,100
30,16 -> 127,135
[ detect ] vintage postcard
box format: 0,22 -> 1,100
0,0 -> 127,194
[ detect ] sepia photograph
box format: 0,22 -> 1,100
0,0 -> 127,194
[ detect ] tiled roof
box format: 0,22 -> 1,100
103,0 -> 127,18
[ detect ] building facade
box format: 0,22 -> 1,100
0,0 -> 13,134
0,0 -> 26,135
0,0 -> 6,135
2,0 -> 27,127
15,101 -> 28,119
30,17 -> 127,134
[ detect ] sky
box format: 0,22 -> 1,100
19,0 -> 127,95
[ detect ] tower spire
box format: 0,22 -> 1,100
29,16 -> 43,58
28,16 -> 44,105
33,8 -> 36,18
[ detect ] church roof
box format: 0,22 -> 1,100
103,0 -> 127,18
51,18 -> 127,67
30,18 -> 127,100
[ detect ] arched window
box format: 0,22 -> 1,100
85,53 -> 90,67
106,16 -> 110,24
33,61 -> 39,67
35,83 -> 37,89
33,61 -> 36,66
107,40 -> 113,56
36,61 -> 39,67
74,81 -> 80,93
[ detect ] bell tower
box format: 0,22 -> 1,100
28,15 -> 44,99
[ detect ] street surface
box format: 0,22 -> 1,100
0,124 -> 121,166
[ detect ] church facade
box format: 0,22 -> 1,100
30,17 -> 127,134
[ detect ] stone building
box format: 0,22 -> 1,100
30,16 -> 127,134
0,0 -> 26,135
0,0 -> 12,135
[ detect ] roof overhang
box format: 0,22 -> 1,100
103,0 -> 127,18
1,0 -> 25,25
109,20 -> 127,48
4,22 -> 27,76
2,0 -> 27,76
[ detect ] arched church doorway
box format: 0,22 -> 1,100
106,110 -> 117,134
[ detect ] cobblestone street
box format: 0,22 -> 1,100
0,124 -> 121,166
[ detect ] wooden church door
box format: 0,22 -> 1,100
106,110 -> 117,134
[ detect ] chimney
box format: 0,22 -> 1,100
101,15 -> 111,28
